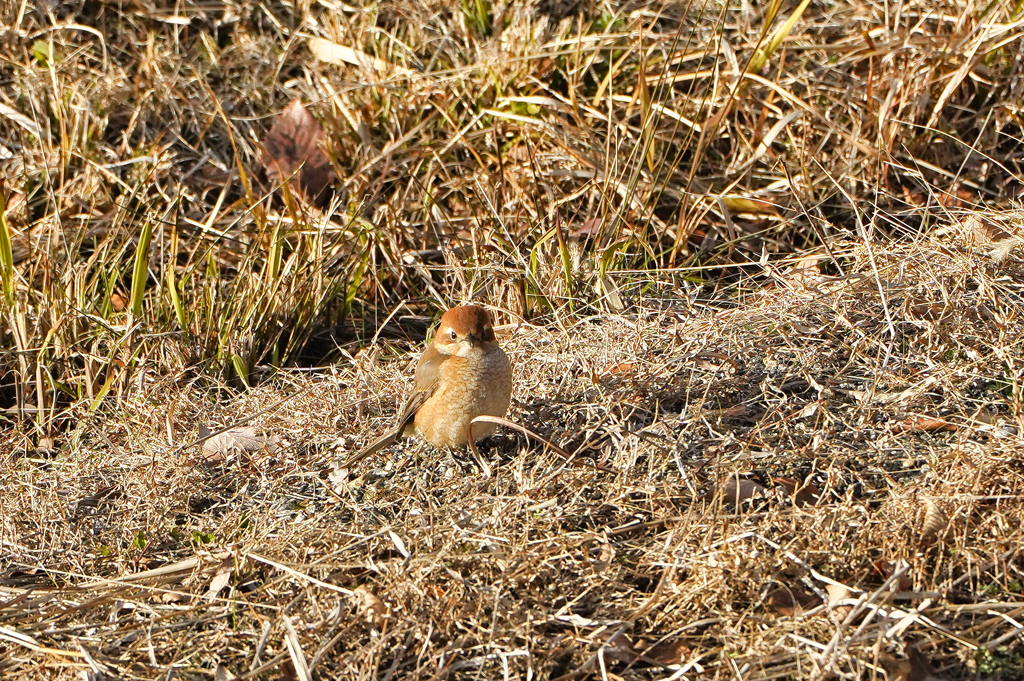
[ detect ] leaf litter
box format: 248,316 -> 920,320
260,98 -> 335,205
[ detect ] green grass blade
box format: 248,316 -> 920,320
130,220 -> 153,319
231,353 -> 250,389
748,0 -> 813,74
0,182 -> 13,307
166,267 -> 186,331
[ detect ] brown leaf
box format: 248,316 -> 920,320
261,98 -> 335,204
645,639 -> 690,666
215,664 -> 237,681
707,404 -> 750,419
569,218 -> 603,240
201,426 -> 282,460
160,591 -> 191,604
278,659 -> 299,681
825,583 -> 853,620
881,645 -> 943,681
602,362 -> 635,377
973,405 -> 998,425
894,416 -> 957,433
205,557 -> 234,601
592,361 -> 636,384
825,583 -> 851,606
872,559 -> 914,592
879,654 -> 913,681
766,584 -> 819,616
908,300 -> 948,322
354,585 -> 387,628
308,37 -> 415,76
599,629 -> 637,663
592,542 -> 614,573
905,645 -> 942,681
787,252 -> 825,285
712,478 -> 769,508
920,498 -> 949,547
774,476 -> 822,506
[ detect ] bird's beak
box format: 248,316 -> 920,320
466,334 -> 481,348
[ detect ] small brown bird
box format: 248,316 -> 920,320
345,305 -> 512,466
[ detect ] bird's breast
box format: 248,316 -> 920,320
414,347 -> 512,447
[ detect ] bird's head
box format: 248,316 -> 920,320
433,305 -> 497,357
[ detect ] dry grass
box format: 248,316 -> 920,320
4,231 -> 1024,679
2,0 -> 1024,678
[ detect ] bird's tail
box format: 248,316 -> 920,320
344,429 -> 399,467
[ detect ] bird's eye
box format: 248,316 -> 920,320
448,329 -> 457,340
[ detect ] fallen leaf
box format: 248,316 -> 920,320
592,542 -> 614,573
260,98 -> 335,204
905,645 -> 942,681
74,485 -> 123,518
279,658 -> 299,681
712,478 -> 769,508
569,218 -> 603,240
973,405 -> 998,425
908,300 -> 948,322
879,654 -> 913,681
354,585 -> 387,627
894,416 -> 957,433
825,583 -> 850,606
789,321 -> 820,334
389,531 -> 411,559
282,615 -> 312,681
592,361 -> 635,384
160,591 -> 191,604
707,404 -> 750,419
720,196 -> 781,217
602,362 -> 635,377
920,498 -> 949,547
597,275 -> 625,313
645,639 -> 690,666
110,292 -> 126,312
788,252 -> 825,286
201,426 -> 282,460
881,644 -> 945,681
308,37 -> 415,76
205,557 -> 233,601
774,477 -> 822,506
599,629 -> 637,663
215,664 -> 237,681
825,583 -> 853,620
766,584 -> 819,616
872,559 -> 914,592
958,214 -> 1024,262
798,402 -> 819,419
424,583 -> 446,599
328,464 -> 352,492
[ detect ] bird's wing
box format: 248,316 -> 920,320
344,345 -> 447,467
395,343 -> 447,429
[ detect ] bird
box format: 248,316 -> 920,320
344,304 -> 512,467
